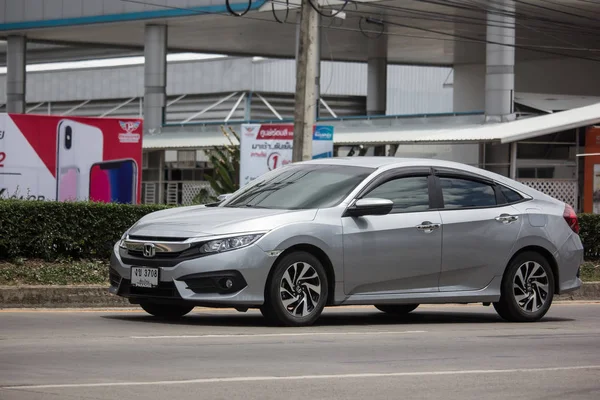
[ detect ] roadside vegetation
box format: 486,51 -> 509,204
1,198 -> 599,286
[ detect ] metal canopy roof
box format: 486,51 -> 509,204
335,102 -> 600,145
514,93 -> 600,114
2,0 -> 600,66
143,130 -> 235,149
142,102 -> 600,149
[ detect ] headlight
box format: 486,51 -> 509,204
118,231 -> 129,249
199,234 -> 263,254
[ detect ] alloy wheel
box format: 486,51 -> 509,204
512,261 -> 550,313
279,262 -> 322,317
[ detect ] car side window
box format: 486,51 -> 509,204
499,185 -> 523,204
439,176 -> 497,209
365,176 -> 430,212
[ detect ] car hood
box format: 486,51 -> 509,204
127,205 -> 317,238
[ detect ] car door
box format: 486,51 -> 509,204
342,168 -> 442,295
433,169 -> 523,292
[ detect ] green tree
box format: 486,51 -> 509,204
193,126 -> 240,204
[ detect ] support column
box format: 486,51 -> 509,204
6,35 -> 26,114
158,150 -> 165,204
144,24 -> 168,134
292,0 -> 320,162
485,0 -> 516,123
367,28 -> 388,156
509,142 -> 518,179
315,15 -> 321,120
367,29 -> 388,116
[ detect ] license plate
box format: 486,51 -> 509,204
131,267 -> 159,288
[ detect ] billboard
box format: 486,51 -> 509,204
584,127 -> 600,214
0,113 -> 143,203
239,124 -> 334,187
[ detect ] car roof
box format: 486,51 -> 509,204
303,156 -> 471,170
300,157 -> 560,204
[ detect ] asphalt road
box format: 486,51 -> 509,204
1,302 -> 600,400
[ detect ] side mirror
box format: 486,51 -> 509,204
345,198 -> 394,217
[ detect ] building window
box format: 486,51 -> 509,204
517,167 -> 555,179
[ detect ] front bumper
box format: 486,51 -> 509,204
109,242 -> 276,307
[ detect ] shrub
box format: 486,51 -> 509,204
1,199 -> 599,263
579,213 -> 600,260
0,200 -> 169,261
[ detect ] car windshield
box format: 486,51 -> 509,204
221,164 -> 374,210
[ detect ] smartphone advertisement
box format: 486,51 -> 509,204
0,113 -> 142,203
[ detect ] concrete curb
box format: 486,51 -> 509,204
0,285 -> 129,308
556,282 -> 600,301
1,283 -> 599,308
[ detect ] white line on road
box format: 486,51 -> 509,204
3,365 -> 600,390
130,330 -> 427,339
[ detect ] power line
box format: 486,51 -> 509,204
512,0 -> 600,24
376,16 -> 600,62
456,0 -> 598,58
397,0 -> 600,31
116,0 -> 600,63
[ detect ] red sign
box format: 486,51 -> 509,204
584,126 -> 600,213
256,124 -> 295,140
0,113 -> 143,203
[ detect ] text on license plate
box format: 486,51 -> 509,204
131,267 -> 159,288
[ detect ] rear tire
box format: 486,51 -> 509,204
375,304 -> 419,315
494,251 -> 555,322
140,303 -> 194,319
261,251 -> 329,327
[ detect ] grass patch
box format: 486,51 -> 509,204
0,259 -> 599,286
0,259 -> 109,286
581,261 -> 600,282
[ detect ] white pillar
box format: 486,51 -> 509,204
509,142 -> 518,179
6,35 -> 26,114
144,24 -> 168,134
485,0 -> 516,123
367,29 -> 387,116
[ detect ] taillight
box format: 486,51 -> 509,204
563,204 -> 579,234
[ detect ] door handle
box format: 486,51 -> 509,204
416,221 -> 441,233
495,214 -> 519,224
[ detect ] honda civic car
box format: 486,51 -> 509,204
109,157 -> 583,326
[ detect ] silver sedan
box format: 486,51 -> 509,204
110,157 -> 583,326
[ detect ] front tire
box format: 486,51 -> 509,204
140,302 -> 194,319
261,251 -> 329,327
375,304 -> 419,315
494,251 -> 555,322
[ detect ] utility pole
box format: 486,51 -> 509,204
292,0 -> 320,162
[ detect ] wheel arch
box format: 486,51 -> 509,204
265,243 -> 336,306
505,245 -> 560,294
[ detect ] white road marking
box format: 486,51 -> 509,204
130,330 -> 427,339
3,365 -> 599,390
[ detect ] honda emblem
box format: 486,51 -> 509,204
143,243 -> 156,258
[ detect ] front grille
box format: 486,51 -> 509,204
127,249 -> 182,259
119,246 -> 207,268
127,235 -> 189,242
